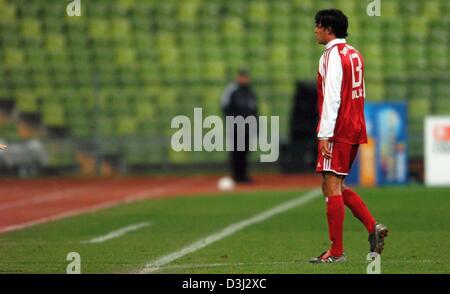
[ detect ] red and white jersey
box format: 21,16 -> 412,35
316,38 -> 368,145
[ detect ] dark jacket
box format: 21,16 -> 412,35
221,82 -> 258,118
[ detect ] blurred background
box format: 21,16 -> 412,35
0,0 -> 448,180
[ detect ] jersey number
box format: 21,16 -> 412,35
349,53 -> 362,89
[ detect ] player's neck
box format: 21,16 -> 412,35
325,36 -> 337,44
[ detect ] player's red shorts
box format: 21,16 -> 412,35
315,141 -> 359,176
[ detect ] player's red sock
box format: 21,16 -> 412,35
326,195 -> 345,257
342,188 -> 376,234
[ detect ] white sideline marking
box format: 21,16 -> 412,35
0,177 -> 204,234
139,189 -> 322,274
86,222 -> 152,244
0,184 -> 108,211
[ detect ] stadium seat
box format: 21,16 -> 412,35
0,121 -> 20,141
400,0 -> 421,15
42,103 -> 66,127
3,48 -> 25,69
0,1 -> 17,25
423,0 -> 441,18
409,97 -> 431,120
15,91 -> 38,113
435,97 -> 450,115
45,141 -> 76,167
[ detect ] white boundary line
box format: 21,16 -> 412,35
0,177 -> 204,234
86,222 -> 152,244
0,184 -> 111,211
139,188 -> 322,274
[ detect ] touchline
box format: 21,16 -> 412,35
170,108 -> 279,163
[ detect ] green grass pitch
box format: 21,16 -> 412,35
0,186 -> 449,274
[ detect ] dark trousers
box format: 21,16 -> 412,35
230,124 -> 251,182
231,149 -> 249,181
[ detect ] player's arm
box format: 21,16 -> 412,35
0,144 -> 7,150
317,47 -> 343,159
318,138 -> 332,159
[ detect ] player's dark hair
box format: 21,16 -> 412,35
315,9 -> 348,38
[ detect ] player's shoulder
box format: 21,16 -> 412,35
336,44 -> 364,62
325,45 -> 344,65
339,43 -> 362,55
225,82 -> 238,92
222,82 -> 239,98
326,45 -> 341,59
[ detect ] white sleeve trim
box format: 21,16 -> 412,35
318,47 -> 343,139
220,82 -> 238,109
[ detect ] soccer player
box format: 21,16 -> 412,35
309,9 -> 388,264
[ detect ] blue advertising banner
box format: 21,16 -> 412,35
347,102 -> 408,186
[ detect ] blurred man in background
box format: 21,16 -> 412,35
221,69 -> 258,183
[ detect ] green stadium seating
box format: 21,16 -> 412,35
435,97 -> 450,115
45,141 -> 76,167
0,0 -> 447,167
409,97 -> 431,120
3,48 -> 25,69
15,91 -> 38,113
0,122 -> 20,141
42,103 -> 66,127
